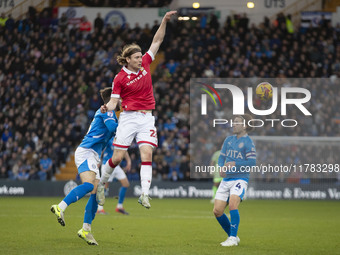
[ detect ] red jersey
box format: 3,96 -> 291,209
79,21 -> 91,32
111,50 -> 155,111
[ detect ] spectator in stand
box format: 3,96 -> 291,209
79,16 -> 92,33
39,10 -> 51,32
94,13 -> 104,33
0,12 -> 8,27
0,165 -> 8,179
2,129 -> 12,142
58,12 -> 68,32
5,14 -> 15,31
39,153 -> 53,180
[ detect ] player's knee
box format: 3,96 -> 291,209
228,195 -> 240,210
141,153 -> 152,162
213,207 -> 223,217
112,155 -> 123,165
121,179 -> 130,187
229,202 -> 239,211
140,146 -> 153,161
83,182 -> 94,193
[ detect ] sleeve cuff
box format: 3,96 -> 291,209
111,94 -> 120,98
147,50 -> 155,61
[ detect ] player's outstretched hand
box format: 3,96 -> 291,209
101,104 -> 108,113
163,11 -> 177,22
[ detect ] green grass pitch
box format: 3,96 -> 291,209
1,197 -> 340,255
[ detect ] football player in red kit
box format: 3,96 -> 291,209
97,11 -> 177,209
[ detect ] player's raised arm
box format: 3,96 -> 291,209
101,97 -> 119,113
149,10 -> 177,57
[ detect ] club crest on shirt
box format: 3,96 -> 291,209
238,142 -> 244,148
141,67 -> 147,76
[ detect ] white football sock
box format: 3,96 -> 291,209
58,201 -> 68,211
140,164 -> 152,195
100,161 -> 114,184
83,223 -> 91,231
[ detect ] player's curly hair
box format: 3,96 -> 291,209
234,113 -> 254,133
99,87 -> 121,111
117,43 -> 142,66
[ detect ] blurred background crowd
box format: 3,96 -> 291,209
0,2 -> 339,182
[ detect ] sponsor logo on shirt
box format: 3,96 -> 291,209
227,150 -> 243,159
126,69 -> 148,86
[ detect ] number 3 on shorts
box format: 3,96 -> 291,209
150,129 -> 157,138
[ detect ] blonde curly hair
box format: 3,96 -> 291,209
117,44 -> 142,66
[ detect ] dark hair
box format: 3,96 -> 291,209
100,87 -> 121,112
100,87 -> 112,104
117,43 -> 142,66
234,113 -> 254,132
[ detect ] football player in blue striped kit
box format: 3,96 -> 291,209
50,88 -> 119,245
213,114 -> 256,247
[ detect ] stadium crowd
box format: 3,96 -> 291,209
0,7 -> 339,182
77,0 -> 172,7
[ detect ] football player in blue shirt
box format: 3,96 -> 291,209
213,114 -> 256,247
50,88 -> 119,245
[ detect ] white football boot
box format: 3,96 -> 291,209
220,236 -> 240,247
138,193 -> 151,209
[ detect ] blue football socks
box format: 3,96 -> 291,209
230,209 -> 240,237
84,194 -> 98,224
118,187 -> 127,204
63,182 -> 94,206
216,213 -> 231,236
